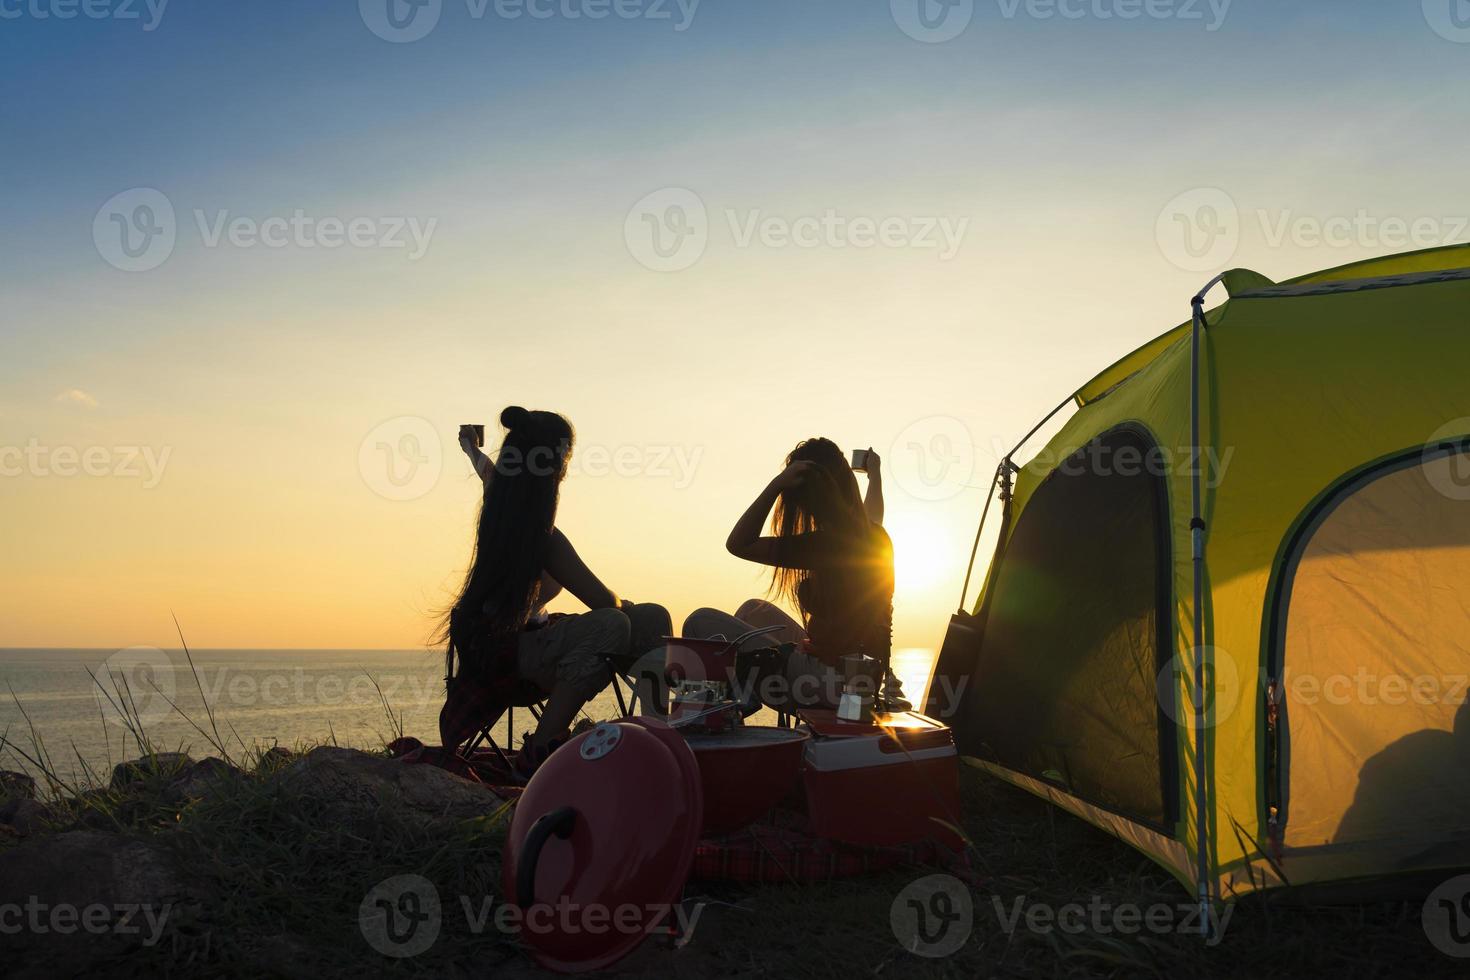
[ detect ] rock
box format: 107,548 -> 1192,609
110,753 -> 193,790
255,746 -> 294,772
0,798 -> 52,836
0,830 -> 200,974
164,757 -> 244,802
1,770 -> 37,800
278,746 -> 505,825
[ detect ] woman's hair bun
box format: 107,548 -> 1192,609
500,405 -> 531,429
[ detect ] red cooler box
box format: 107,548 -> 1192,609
799,710 -> 964,851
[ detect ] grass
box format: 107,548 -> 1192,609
667,768 -> 1463,979
5,753 -> 1461,978
2,644 -> 1464,978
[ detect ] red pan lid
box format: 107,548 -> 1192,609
503,721 -> 703,973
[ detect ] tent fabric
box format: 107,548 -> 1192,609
932,246 -> 1470,897
1278,451 -> 1470,854
1072,242 -> 1470,407
955,427 -> 1174,830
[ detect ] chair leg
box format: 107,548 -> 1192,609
483,729 -> 513,772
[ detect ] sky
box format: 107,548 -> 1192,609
3,0 -> 1470,654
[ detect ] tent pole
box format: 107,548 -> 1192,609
956,394 -> 1078,615
957,463 -> 1004,614
1189,274 -> 1225,938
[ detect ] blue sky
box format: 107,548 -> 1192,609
4,0 -> 1470,649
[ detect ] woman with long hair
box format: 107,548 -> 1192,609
683,437 -> 909,710
440,406 -> 670,776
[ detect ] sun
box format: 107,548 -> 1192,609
885,509 -> 955,599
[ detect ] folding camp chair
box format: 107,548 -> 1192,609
445,655 -> 658,775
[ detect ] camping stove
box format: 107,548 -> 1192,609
667,678 -> 743,733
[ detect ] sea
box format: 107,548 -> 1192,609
0,647 -> 938,789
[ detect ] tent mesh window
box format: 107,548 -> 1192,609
963,426 -> 1177,831
1274,446 -> 1470,853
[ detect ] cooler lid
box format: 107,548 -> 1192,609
504,720 -> 703,973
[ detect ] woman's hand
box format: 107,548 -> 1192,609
772,460 -> 817,492
459,426 -> 494,482
458,425 -> 479,456
862,446 -> 885,525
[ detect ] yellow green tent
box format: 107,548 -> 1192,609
928,244 -> 1470,907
